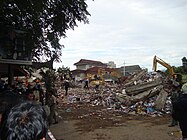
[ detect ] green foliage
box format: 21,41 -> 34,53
39,68 -> 57,91
57,66 -> 70,74
182,57 -> 187,62
164,59 -> 187,83
0,0 -> 91,61
182,74 -> 187,83
174,66 -> 186,74
57,66 -> 72,79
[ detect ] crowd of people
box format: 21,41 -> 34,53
1,75 -> 187,140
172,83 -> 187,140
0,77 -> 63,140
166,82 -> 187,140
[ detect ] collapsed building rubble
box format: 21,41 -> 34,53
24,67 -> 176,117
57,70 -> 176,117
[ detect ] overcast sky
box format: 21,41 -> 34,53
54,0 -> 187,71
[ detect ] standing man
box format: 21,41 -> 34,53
47,90 -> 58,125
168,84 -> 181,127
63,80 -> 70,96
84,78 -> 89,89
173,83 -> 187,140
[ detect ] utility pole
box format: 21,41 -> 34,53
123,61 -> 125,76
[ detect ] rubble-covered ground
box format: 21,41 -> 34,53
50,71 -> 183,140
50,103 -> 181,140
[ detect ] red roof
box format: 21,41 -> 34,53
85,67 -> 118,74
74,59 -> 107,67
85,67 -> 100,74
71,69 -> 86,75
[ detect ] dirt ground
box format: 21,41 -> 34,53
49,102 -> 182,140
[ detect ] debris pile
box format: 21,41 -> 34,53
57,70 -> 175,117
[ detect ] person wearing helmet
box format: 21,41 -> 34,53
173,83 -> 187,140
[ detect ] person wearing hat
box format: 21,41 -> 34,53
173,83 -> 187,140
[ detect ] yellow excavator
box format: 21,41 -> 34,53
86,68 -> 122,86
86,68 -> 105,86
153,55 -> 182,83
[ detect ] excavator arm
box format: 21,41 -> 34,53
153,55 -> 175,78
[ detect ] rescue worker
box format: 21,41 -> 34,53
173,83 -> 187,140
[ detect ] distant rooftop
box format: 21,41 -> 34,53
74,59 -> 107,67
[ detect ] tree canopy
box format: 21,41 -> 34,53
165,60 -> 187,75
0,0 -> 91,62
182,57 -> 187,62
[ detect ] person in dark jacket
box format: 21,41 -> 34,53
168,84 -> 181,127
173,83 -> 187,140
0,91 -> 27,126
63,80 -> 70,96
